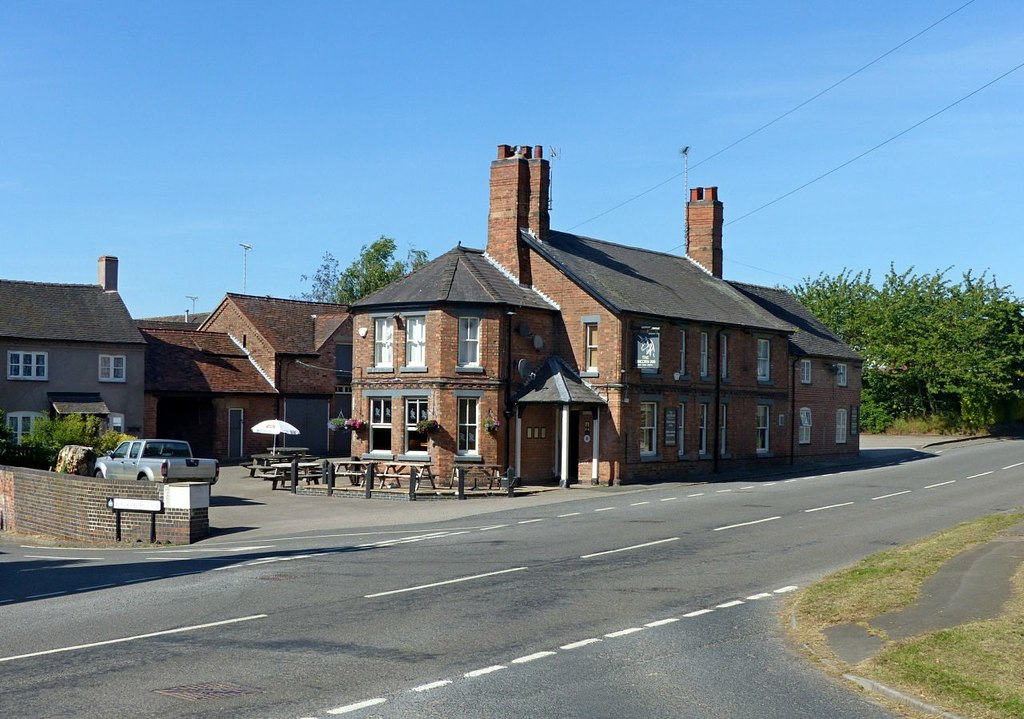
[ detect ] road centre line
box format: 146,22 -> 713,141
512,651 -> 557,663
518,519 -> 544,524
1003,462 -> 1024,470
465,665 -> 506,678
660,497 -> 677,502
327,698 -> 387,715
556,512 -> 580,518
580,537 -> 679,559
364,567 -> 528,598
561,638 -> 602,649
740,486 -> 755,490
630,501 -> 650,506
479,524 -> 508,531
925,480 -> 956,489
716,600 -> 744,608
966,471 -> 993,479
872,490 -> 911,501
803,502 -> 855,513
411,680 -> 452,692
763,482 -> 777,487
716,489 -> 733,493
594,507 -> 616,512
0,614 -> 266,664
645,618 -> 680,627
605,627 -> 644,638
746,592 -> 773,600
774,585 -> 799,593
713,516 -> 781,532
684,609 -> 714,617
687,492 -> 704,497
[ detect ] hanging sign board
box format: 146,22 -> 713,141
635,327 -> 661,369
664,408 -> 677,447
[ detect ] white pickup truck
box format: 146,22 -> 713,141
94,439 -> 219,484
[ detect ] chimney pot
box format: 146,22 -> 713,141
497,144 -> 514,159
98,255 -> 119,292
533,145 -> 543,159
521,145 -> 532,159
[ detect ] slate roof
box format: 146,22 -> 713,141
136,312 -> 210,330
522,230 -> 793,332
515,356 -> 607,405
729,282 -> 862,360
205,294 -> 349,355
48,393 -> 110,415
141,328 -> 275,393
0,280 -> 145,344
352,246 -> 555,311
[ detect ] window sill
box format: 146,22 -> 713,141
399,366 -> 428,373
454,455 -> 483,463
757,378 -> 772,385
456,366 -> 484,374
639,453 -> 662,462
99,378 -> 126,383
756,451 -> 774,458
367,367 -> 393,374
396,452 -> 430,462
362,451 -> 395,460
7,377 -> 48,382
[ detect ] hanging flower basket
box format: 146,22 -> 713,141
343,418 -> 366,430
483,418 -> 501,433
416,419 -> 440,433
328,417 -> 348,431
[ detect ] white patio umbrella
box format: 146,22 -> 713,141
251,419 -> 301,452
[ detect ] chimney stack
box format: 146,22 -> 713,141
487,144 -> 550,286
98,255 -> 119,292
686,187 -> 723,278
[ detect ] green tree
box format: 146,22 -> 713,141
299,236 -> 429,305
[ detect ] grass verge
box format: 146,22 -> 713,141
790,513 -> 1024,719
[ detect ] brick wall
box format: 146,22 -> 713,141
0,465 -> 208,544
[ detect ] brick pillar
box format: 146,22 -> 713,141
686,187 -> 723,278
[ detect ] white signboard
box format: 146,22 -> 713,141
108,497 -> 163,512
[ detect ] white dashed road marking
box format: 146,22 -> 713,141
683,609 -> 714,618
464,665 -> 506,678
605,627 -> 644,638
645,618 -> 680,627
365,567 -> 527,598
803,502 -> 855,513
925,480 -> 956,489
327,698 -> 387,714
412,680 -> 451,692
561,638 -> 602,650
746,592 -> 772,600
714,516 -> 780,531
872,490 -> 911,501
512,651 -> 557,664
580,537 -> 679,559
716,600 -> 744,609
1003,462 -> 1023,470
966,471 -> 993,479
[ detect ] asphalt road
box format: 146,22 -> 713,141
1,437 -> 1022,718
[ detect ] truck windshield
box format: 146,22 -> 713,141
146,442 -> 192,458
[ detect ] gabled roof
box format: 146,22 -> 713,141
203,294 -> 349,354
352,246 -> 555,311
522,230 -> 793,332
729,282 -> 862,360
515,356 -> 607,405
141,328 -> 275,394
0,280 -> 145,344
136,312 -> 210,330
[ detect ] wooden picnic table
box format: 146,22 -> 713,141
331,459 -> 374,486
377,461 -> 435,490
449,463 -> 504,490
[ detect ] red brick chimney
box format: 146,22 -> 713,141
98,255 -> 119,292
487,144 -> 549,286
686,187 -> 723,278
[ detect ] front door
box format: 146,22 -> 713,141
228,408 -> 244,458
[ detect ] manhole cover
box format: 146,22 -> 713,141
154,681 -> 263,701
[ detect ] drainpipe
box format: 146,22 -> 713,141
504,309 -> 516,472
712,329 -> 723,475
790,357 -> 799,465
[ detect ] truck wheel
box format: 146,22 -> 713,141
94,469 -> 104,478
137,473 -> 148,482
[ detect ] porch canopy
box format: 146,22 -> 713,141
513,356 -> 606,486
48,392 -> 110,416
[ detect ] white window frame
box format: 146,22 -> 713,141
677,403 -> 686,455
719,403 -> 728,454
373,318 -> 394,368
679,329 -> 687,376
639,401 -> 657,456
720,334 -> 729,379
836,362 -> 848,387
404,397 -> 429,455
800,359 -> 812,384
458,317 -> 480,367
457,397 -> 479,455
404,316 -> 426,368
699,332 -> 709,377
369,397 -> 392,453
755,405 -> 770,454
799,407 -> 812,444
756,339 -> 770,381
6,411 -> 44,444
8,351 -> 48,381
584,322 -> 598,373
99,354 -> 126,382
836,408 -> 848,444
698,403 -> 708,455
108,413 -> 125,434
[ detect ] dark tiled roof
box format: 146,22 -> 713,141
211,294 -> 349,354
515,356 -> 607,405
136,312 -> 210,329
729,282 -> 862,360
523,230 -> 793,332
141,328 -> 275,394
48,392 -> 110,415
0,280 -> 145,344
352,246 -> 555,311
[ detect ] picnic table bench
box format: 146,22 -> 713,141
449,464 -> 505,490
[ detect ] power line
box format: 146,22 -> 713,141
567,0 -> 978,232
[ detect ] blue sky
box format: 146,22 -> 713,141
2,1 -> 1021,318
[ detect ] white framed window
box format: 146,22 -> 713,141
720,334 -> 729,379
457,397 -> 479,454
99,354 -> 126,382
836,408 -> 848,444
836,363 -> 848,387
679,329 -> 687,376
108,413 -> 125,434
639,401 -> 657,456
698,403 -> 708,455
584,322 -> 598,372
373,318 -> 394,368
6,411 -> 44,444
405,397 -> 429,454
677,404 -> 686,455
8,351 -> 47,380
799,407 -> 812,444
756,339 -> 770,381
458,317 -> 480,367
800,359 -> 812,384
719,403 -> 728,454
404,316 -> 426,368
756,405 -> 770,454
369,397 -> 392,452
699,332 -> 709,377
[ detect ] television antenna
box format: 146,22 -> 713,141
185,295 -> 198,317
548,146 -> 559,211
239,243 -> 253,293
680,146 -> 690,251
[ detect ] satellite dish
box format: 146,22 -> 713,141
517,358 -> 532,380
533,334 -> 544,350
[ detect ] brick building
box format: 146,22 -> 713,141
349,144 -> 861,485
